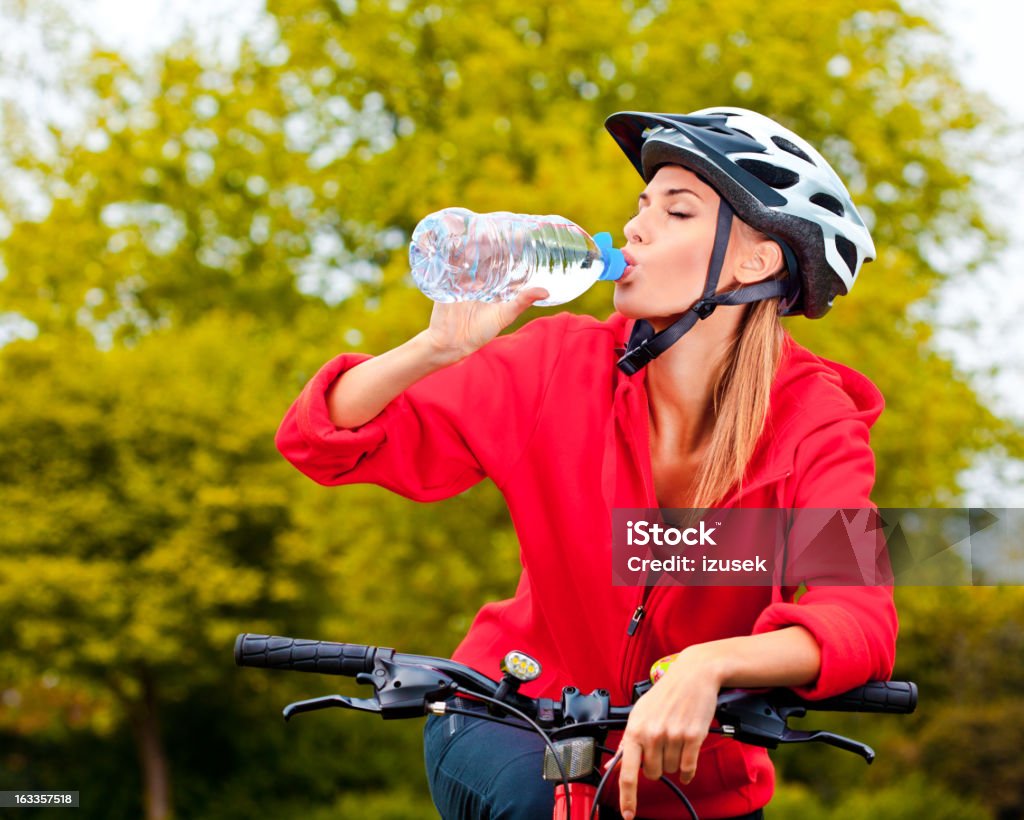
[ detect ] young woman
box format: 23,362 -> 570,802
275,108 -> 898,819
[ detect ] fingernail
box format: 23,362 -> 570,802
623,812 -> 634,820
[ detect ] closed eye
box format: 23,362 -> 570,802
669,212 -> 691,219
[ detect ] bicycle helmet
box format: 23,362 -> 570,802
604,107 -> 876,374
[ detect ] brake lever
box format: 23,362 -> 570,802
776,728 -> 876,762
281,651 -> 460,722
716,691 -> 875,763
283,694 -> 381,721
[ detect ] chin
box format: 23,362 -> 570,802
613,288 -> 683,324
612,287 -> 644,319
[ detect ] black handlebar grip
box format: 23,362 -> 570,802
805,680 -> 917,714
234,633 -> 377,676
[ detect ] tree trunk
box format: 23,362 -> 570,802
128,670 -> 172,820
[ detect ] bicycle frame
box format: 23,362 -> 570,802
555,783 -> 595,820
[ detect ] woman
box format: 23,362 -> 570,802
275,107 -> 897,819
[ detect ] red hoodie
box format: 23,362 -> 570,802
276,312 -> 897,818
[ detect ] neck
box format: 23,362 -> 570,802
643,304 -> 746,454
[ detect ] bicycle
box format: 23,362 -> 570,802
234,633 -> 917,820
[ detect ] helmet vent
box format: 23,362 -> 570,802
771,136 -> 815,165
736,158 -> 800,189
810,192 -> 846,216
835,234 -> 858,276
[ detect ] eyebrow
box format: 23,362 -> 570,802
637,187 -> 704,204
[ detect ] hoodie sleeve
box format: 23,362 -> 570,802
274,315 -> 568,501
751,415 -> 898,699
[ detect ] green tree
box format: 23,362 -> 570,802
5,0 -> 1016,500
0,315 -> 337,819
260,0 -> 1019,505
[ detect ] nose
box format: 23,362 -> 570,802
623,211 -> 644,245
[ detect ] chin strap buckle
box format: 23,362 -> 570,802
616,339 -> 655,376
691,299 -> 718,320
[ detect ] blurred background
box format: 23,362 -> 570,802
1,0 -> 1022,817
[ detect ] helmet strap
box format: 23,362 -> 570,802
616,198 -> 788,375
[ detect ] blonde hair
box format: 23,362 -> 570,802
689,295 -> 785,509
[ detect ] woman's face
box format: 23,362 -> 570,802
614,165 -> 754,324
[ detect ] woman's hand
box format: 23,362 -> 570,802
327,286 -> 548,428
615,646 -> 725,820
613,627 -> 821,819
421,287 -> 550,364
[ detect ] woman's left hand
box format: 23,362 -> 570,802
614,646 -> 724,820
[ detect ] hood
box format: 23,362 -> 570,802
746,332 -> 884,486
771,334 -> 884,430
607,312 -> 884,484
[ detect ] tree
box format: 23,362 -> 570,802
4,0 -> 1016,500
0,315 -> 337,819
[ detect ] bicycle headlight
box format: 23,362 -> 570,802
501,650 -> 542,682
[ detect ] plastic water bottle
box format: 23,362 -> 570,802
409,208 -> 626,306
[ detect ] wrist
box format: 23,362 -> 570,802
411,329 -> 469,369
676,642 -> 732,688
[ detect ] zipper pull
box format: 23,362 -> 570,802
627,605 -> 645,636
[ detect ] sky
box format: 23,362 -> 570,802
7,0 -> 1024,501
925,0 -> 1024,387
907,0 -> 1024,502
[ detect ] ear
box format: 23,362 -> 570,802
735,237 -> 785,285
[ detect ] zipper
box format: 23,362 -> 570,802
622,378 -> 655,638
619,380 -> 660,694
616,369 -> 792,692
627,604 -> 646,637
621,597 -> 647,694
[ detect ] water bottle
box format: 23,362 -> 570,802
408,208 -> 626,306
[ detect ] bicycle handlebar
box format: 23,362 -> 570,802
802,680 -> 917,714
234,633 -> 509,697
234,633 -> 917,718
236,631 -> 918,820
234,634 -> 379,675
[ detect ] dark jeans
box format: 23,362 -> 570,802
422,700 -> 765,820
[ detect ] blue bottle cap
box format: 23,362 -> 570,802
594,232 -> 626,281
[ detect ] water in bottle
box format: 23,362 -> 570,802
409,208 -> 626,306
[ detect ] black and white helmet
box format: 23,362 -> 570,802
605,107 -> 875,319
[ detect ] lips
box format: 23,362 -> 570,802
619,250 -> 638,282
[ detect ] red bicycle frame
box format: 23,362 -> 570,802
555,783 -> 596,819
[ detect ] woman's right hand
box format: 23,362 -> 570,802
421,287 -> 550,364
327,287 -> 549,429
